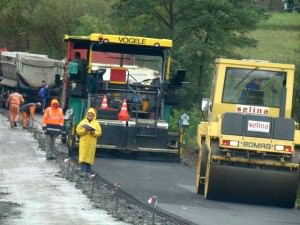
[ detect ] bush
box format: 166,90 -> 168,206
169,106 -> 205,152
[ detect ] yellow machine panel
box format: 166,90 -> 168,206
64,33 -> 172,48
196,58 -> 299,208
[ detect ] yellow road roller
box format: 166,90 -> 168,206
196,58 -> 300,207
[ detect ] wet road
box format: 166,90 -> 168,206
93,157 -> 300,225
0,113 -> 128,225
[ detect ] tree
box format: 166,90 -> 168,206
112,0 -> 268,107
0,0 -> 114,58
29,0 -> 87,57
0,0 -> 38,50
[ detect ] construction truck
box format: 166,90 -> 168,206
196,58 -> 300,207
0,51 -> 64,105
62,33 -> 184,157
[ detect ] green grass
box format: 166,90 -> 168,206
258,13 -> 300,29
236,13 -> 300,65
236,29 -> 300,64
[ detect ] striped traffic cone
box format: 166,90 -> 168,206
118,99 -> 129,121
100,95 -> 108,109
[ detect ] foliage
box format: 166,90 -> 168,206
169,106 -> 205,150
112,0 -> 268,108
0,0 -> 38,50
0,0 -> 114,58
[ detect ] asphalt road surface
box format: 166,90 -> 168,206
0,112 -> 128,225
93,157 -> 300,225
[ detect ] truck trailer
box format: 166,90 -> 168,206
0,51 -> 64,104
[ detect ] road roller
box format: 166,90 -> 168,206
196,58 -> 300,208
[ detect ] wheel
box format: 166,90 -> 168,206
204,141 -> 299,207
197,141 -> 208,194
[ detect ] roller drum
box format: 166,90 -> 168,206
206,164 -> 299,208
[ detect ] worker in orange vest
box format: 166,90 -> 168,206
42,99 -> 64,160
6,91 -> 24,128
20,102 -> 41,129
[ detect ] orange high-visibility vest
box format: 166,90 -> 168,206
42,107 -> 64,126
7,92 -> 24,105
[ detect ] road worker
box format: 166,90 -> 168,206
239,78 -> 264,105
68,51 -> 86,83
42,99 -> 64,160
20,102 -> 41,129
76,108 -> 102,176
6,91 -> 24,128
68,51 -> 87,96
38,80 -> 51,113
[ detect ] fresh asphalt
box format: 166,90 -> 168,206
93,156 -> 300,225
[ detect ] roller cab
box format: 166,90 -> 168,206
196,58 -> 300,207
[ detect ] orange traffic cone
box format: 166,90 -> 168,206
100,95 -> 108,109
118,99 -> 130,121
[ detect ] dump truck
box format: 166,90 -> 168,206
62,33 -> 184,157
0,51 -> 64,104
196,58 -> 300,207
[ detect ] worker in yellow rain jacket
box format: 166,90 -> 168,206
76,108 -> 102,176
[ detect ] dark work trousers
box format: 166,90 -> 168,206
80,162 -> 91,173
45,134 -> 57,159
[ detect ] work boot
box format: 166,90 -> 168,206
87,173 -> 96,180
